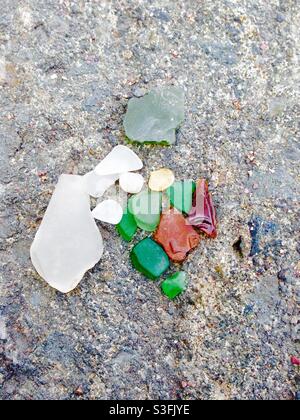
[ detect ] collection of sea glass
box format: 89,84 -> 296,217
117,172 -> 217,299
30,87 -> 217,298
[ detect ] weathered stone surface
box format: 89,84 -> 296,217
154,209 -> 200,262
0,0 -> 299,401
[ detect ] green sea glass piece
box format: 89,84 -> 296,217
116,208 -> 137,242
128,190 -> 162,232
161,271 -> 188,299
124,87 -> 185,145
166,180 -> 196,214
130,238 -> 170,280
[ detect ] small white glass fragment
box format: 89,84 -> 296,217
83,171 -> 119,198
92,199 -> 123,225
119,172 -> 144,194
94,145 -> 143,176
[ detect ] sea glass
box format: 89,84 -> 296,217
166,180 -> 196,214
119,172 -> 144,194
188,179 -> 217,238
116,208 -> 138,242
128,190 -> 162,232
30,175 -> 103,293
124,87 -> 185,145
83,171 -> 119,198
148,168 -> 175,192
161,272 -> 188,299
94,145 -> 143,176
92,199 -> 123,225
130,238 -> 170,280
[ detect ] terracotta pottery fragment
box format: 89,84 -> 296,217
154,209 -> 200,262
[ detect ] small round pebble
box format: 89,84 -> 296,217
149,168 -> 175,192
119,172 -> 144,194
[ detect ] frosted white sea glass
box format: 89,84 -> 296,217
119,172 -> 144,194
92,199 -> 123,225
94,145 -> 143,176
83,171 -> 119,198
30,175 -> 103,293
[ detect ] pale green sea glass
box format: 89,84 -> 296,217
124,87 -> 185,145
128,190 -> 162,232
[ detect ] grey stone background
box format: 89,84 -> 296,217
0,0 -> 299,400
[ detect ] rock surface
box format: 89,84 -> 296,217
0,0 -> 299,401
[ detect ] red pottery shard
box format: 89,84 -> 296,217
188,179 -> 217,238
153,209 -> 200,263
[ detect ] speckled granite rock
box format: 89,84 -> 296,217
0,0 -> 299,401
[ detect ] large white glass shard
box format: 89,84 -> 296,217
30,175 -> 103,293
94,145 -> 143,176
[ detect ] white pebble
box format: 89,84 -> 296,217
119,172 -> 144,194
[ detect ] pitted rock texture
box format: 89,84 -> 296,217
0,0 -> 299,400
